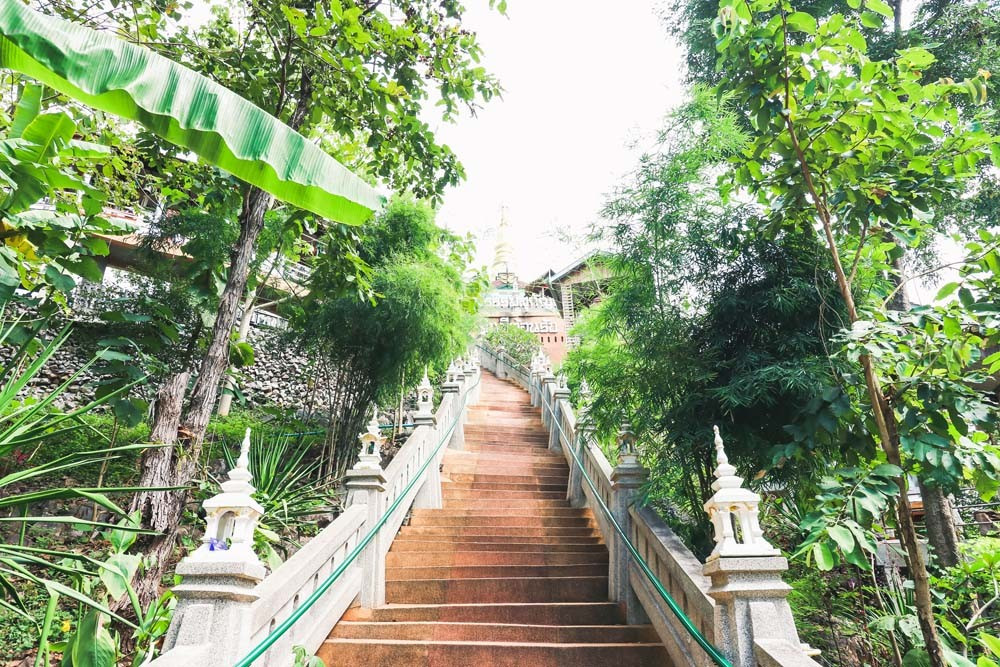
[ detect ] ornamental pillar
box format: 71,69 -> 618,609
702,426 -> 818,667
345,412 -> 388,609
549,373 -> 571,454
160,428 -> 266,665
608,423 -> 648,624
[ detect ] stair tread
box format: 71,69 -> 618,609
320,370 -> 667,664
325,638 -> 665,647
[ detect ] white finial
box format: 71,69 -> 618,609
237,427 -> 252,471
713,425 -> 730,467
355,407 -> 385,470
557,372 -> 568,390
416,370 -> 433,416
703,426 -> 779,561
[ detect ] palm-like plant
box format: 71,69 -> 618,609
0,316 -> 154,626
220,432 -> 336,564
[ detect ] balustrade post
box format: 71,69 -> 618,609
539,367 -> 556,430
529,352 -> 542,406
566,380 -> 593,508
496,346 -> 508,380
441,363 -> 464,450
412,369 -> 436,429
412,370 -> 442,510
462,357 -> 478,403
608,423 -> 649,625
344,413 -> 388,609
549,373 -> 571,453
702,427 -> 818,667
159,429 -> 266,666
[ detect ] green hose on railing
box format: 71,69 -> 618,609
537,377 -> 733,667
231,373 -> 480,667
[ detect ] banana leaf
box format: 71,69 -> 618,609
0,2 -> 383,225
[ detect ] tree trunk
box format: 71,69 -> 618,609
783,111 -> 948,667
123,372 -> 189,611
888,256 -> 962,569
919,479 -> 962,567
182,186 -> 273,447
127,186 -> 272,609
217,289 -> 257,417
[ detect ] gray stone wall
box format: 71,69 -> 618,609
1,321 -> 324,413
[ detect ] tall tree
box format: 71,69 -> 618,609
713,0 -> 998,662
35,0 -> 501,605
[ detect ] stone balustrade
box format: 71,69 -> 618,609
150,358 -> 479,667
477,343 -> 820,667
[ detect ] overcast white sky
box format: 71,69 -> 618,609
429,1 -> 685,281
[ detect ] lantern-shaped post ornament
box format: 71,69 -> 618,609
192,427 -> 264,565
617,422 -> 639,466
703,425 -> 779,561
416,368 -> 433,413
356,408 -> 385,471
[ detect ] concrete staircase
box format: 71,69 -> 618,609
319,372 -> 669,666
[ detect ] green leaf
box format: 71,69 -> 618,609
64,610 -> 116,667
19,112 -> 75,162
0,2 -> 382,224
786,12 -> 818,34
943,316 -> 961,338
10,82 -> 42,138
866,0 -> 895,19
812,542 -> 835,570
903,649 -> 932,667
828,525 -> 855,552
61,256 -> 104,282
981,633 -> 1000,657
935,282 -> 961,301
98,553 -> 140,603
861,11 -> 884,28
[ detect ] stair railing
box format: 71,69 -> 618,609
477,342 -> 820,667
149,357 -> 481,667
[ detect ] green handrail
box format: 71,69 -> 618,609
231,373 -> 480,667
536,376 -> 733,667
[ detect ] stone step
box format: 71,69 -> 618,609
444,453 -> 567,466
441,499 -> 573,509
386,563 -> 609,580
407,515 -> 592,528
385,575 -> 609,603
329,621 -> 660,643
410,507 -> 588,518
444,481 -> 567,492
386,551 -> 607,567
398,526 -> 601,538
390,539 -> 605,552
342,602 -> 625,625
317,638 -> 670,666
442,489 -> 566,500
446,473 -> 569,485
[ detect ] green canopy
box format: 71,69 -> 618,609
0,2 -> 383,225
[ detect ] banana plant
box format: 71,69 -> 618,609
0,83 -> 128,301
0,1 -> 382,225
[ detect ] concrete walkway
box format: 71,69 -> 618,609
319,371 -> 669,666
